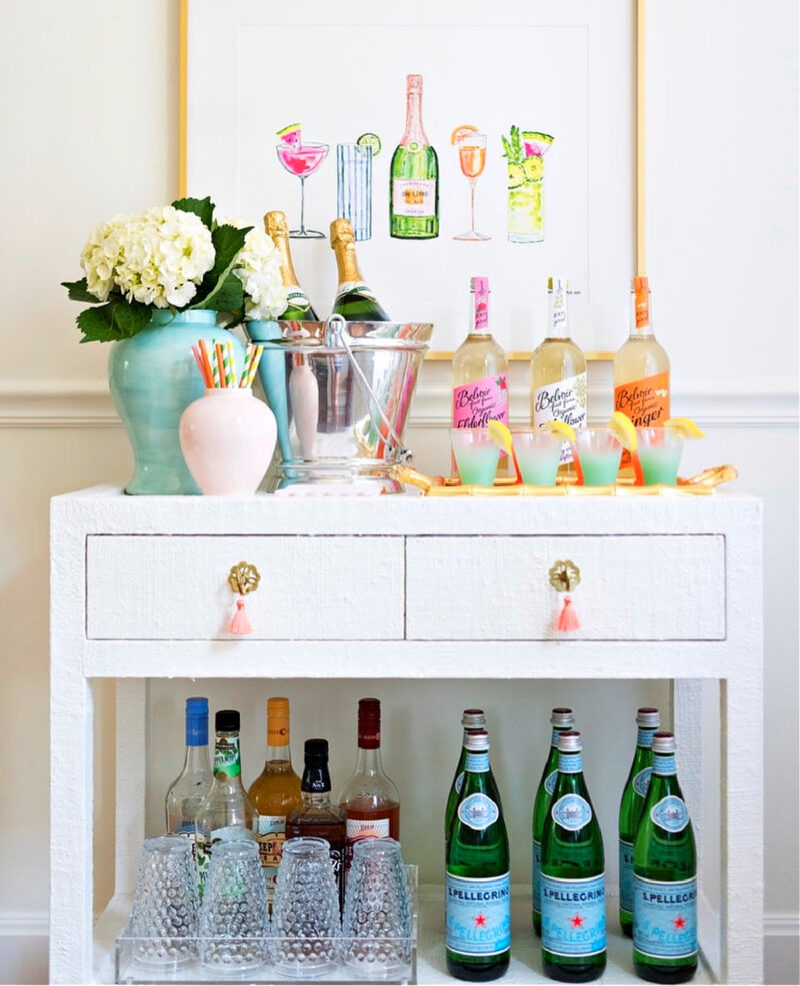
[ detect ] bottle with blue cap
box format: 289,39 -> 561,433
165,696 -> 213,843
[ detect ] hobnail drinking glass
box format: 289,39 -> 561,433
342,838 -> 413,979
128,835 -> 198,968
272,837 -> 341,978
198,839 -> 268,972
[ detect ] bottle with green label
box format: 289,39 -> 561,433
445,708 -> 487,853
532,707 -> 575,934
390,73 -> 439,239
633,732 -> 698,983
540,730 -> 606,982
446,730 -> 510,982
618,707 -> 660,936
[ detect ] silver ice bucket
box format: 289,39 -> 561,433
246,317 -> 432,491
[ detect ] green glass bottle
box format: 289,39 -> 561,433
540,731 -> 606,983
532,708 -> 575,935
264,210 -> 319,320
445,709 -> 487,853
390,74 -> 439,239
330,218 -> 391,321
446,730 -> 510,982
618,707 -> 660,936
633,732 -> 698,983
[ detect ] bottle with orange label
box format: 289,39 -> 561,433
613,276 -> 670,466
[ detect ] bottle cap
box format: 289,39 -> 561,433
186,696 -> 208,717
358,697 -> 381,749
652,731 -> 676,754
551,707 -> 574,728
186,697 -> 208,745
636,707 -> 660,728
547,276 -> 569,292
215,709 -> 239,732
330,217 -> 355,247
263,210 -> 288,237
464,730 -> 489,752
557,730 -> 582,753
462,708 -> 486,728
304,737 -> 329,762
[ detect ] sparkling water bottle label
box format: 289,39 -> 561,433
458,793 -> 499,830
452,375 -> 509,430
532,838 -> 543,912
544,769 -> 558,796
465,751 -> 490,772
637,727 -> 657,747
633,766 -> 652,798
392,178 -> 436,218
558,751 -> 582,773
633,875 -> 697,959
257,814 -> 286,901
653,753 -> 677,776
541,873 -> 606,956
619,839 -> 635,913
532,373 -> 588,464
650,795 -> 690,832
446,872 -> 511,956
552,794 -> 592,830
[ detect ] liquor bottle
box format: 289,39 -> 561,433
390,73 -> 439,239
613,276 -> 670,467
165,696 -> 213,845
338,698 -> 400,867
247,697 -> 303,906
194,709 -> 259,889
264,210 -> 318,319
286,738 -> 347,910
540,730 -> 606,982
531,707 -> 575,935
446,730 -> 510,982
530,277 -> 587,471
444,708 -> 487,851
633,732 -> 697,983
330,218 -> 391,320
618,707 -> 660,937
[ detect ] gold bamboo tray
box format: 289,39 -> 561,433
391,464 -> 738,497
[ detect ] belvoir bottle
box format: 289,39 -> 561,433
540,730 -> 606,982
445,708 -> 487,852
264,210 -> 318,320
446,730 -> 510,982
330,218 -> 391,320
165,696 -> 213,845
532,707 -> 575,934
390,73 -> 439,239
618,707 -> 660,936
633,732 -> 697,983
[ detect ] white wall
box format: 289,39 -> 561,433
0,1 -> 796,984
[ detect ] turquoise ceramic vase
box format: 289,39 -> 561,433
109,309 -> 245,494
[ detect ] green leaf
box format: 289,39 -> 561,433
190,223 -> 250,311
172,195 -> 215,229
201,271 -> 244,315
62,278 -> 103,304
76,296 -> 151,343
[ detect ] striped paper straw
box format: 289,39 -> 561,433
209,341 -> 220,388
191,345 -> 210,386
215,342 -> 227,388
226,340 -> 235,388
245,345 -> 264,388
238,344 -> 253,387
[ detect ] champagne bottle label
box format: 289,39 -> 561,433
214,736 -> 241,778
446,872 -> 511,956
544,769 -> 558,796
533,373 -> 587,464
532,838 -> 543,912
633,875 -> 697,959
392,178 -> 436,218
285,289 -> 312,314
650,795 -> 690,833
453,374 -> 509,430
552,793 -> 592,829
633,766 -> 652,798
614,370 -> 670,466
257,814 -> 286,901
458,793 -> 499,830
335,281 -> 377,303
541,873 -> 606,956
619,839 -> 635,913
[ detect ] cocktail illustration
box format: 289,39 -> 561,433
451,125 -> 490,241
501,126 -> 554,244
276,124 -> 329,239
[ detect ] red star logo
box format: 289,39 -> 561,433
474,913 -> 487,928
570,913 -> 584,928
496,377 -> 508,391
673,915 -> 686,930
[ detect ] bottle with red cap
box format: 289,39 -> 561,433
338,698 -> 400,867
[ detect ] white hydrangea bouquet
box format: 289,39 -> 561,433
63,196 -> 287,342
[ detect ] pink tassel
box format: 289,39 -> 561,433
557,594 -> 581,632
228,597 -> 253,635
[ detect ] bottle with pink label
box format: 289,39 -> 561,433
452,276 -> 510,474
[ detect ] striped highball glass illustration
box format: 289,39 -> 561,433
337,144 -> 373,241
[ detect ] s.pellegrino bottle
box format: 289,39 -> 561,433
330,217 -> 391,320
264,210 -> 318,320
540,730 -> 606,982
532,707 -> 575,934
633,732 -> 698,983
390,73 -> 439,239
446,730 -> 510,982
165,697 -> 213,845
618,707 -> 660,936
445,708 -> 487,852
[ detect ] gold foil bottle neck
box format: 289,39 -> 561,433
265,212 -> 300,289
330,217 -> 355,247
264,210 -> 289,239
330,219 -> 362,284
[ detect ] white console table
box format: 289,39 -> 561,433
49,488 -> 763,984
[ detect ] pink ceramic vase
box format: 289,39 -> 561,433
179,389 -> 277,495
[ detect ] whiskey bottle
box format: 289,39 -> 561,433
264,210 -> 319,320
165,696 -> 213,845
444,708 -> 487,851
330,218 -> 391,321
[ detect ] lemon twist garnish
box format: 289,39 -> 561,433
540,419 -> 576,444
663,417 -> 706,439
609,411 -> 638,452
487,420 -> 513,454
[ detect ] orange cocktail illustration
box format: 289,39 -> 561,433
452,127 -> 490,242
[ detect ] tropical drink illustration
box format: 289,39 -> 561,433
451,125 -> 490,241
276,124 -> 329,239
502,126 -> 554,243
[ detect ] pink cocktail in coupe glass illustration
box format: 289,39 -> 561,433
276,125 -> 329,239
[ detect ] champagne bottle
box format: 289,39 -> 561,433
390,73 -> 439,239
264,210 -> 318,320
446,729 -> 510,982
165,696 -> 213,844
247,697 -> 302,906
531,707 -> 575,935
530,277 -> 587,471
330,218 -> 391,320
444,708 -> 487,852
540,730 -> 606,982
633,732 -> 698,983
618,707 -> 660,937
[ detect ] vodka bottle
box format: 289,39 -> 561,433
165,696 -> 213,845
618,707 -> 660,936
445,708 -> 487,851
330,218 -> 390,320
390,73 -> 439,239
264,210 -> 318,320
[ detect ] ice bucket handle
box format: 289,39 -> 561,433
325,315 -> 413,465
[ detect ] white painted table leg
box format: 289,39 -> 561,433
114,679 -> 147,896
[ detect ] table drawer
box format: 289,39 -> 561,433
86,535 -> 404,640
406,535 -> 725,641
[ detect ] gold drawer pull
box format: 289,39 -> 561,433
549,560 -> 581,633
228,562 -> 260,635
